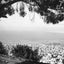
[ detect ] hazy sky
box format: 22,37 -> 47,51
0,12 -> 64,42
0,2 -> 64,42
0,12 -> 64,33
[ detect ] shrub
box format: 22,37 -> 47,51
0,41 -> 8,55
11,44 -> 42,61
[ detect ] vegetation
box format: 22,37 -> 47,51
11,44 -> 42,62
0,41 -> 8,55
0,0 -> 64,24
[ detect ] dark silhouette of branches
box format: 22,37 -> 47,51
0,0 -> 64,24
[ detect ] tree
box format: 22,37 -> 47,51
11,44 -> 42,62
0,41 -> 8,55
0,0 -> 64,24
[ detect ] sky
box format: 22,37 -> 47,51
0,11 -> 64,33
0,2 -> 64,43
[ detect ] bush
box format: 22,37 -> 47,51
0,41 -> 8,55
11,44 -> 42,61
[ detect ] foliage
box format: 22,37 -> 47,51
11,44 -> 42,61
0,41 -> 8,55
0,0 -> 64,24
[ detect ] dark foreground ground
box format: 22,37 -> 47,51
0,55 -> 25,64
0,55 -> 49,64
16,61 -> 50,64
